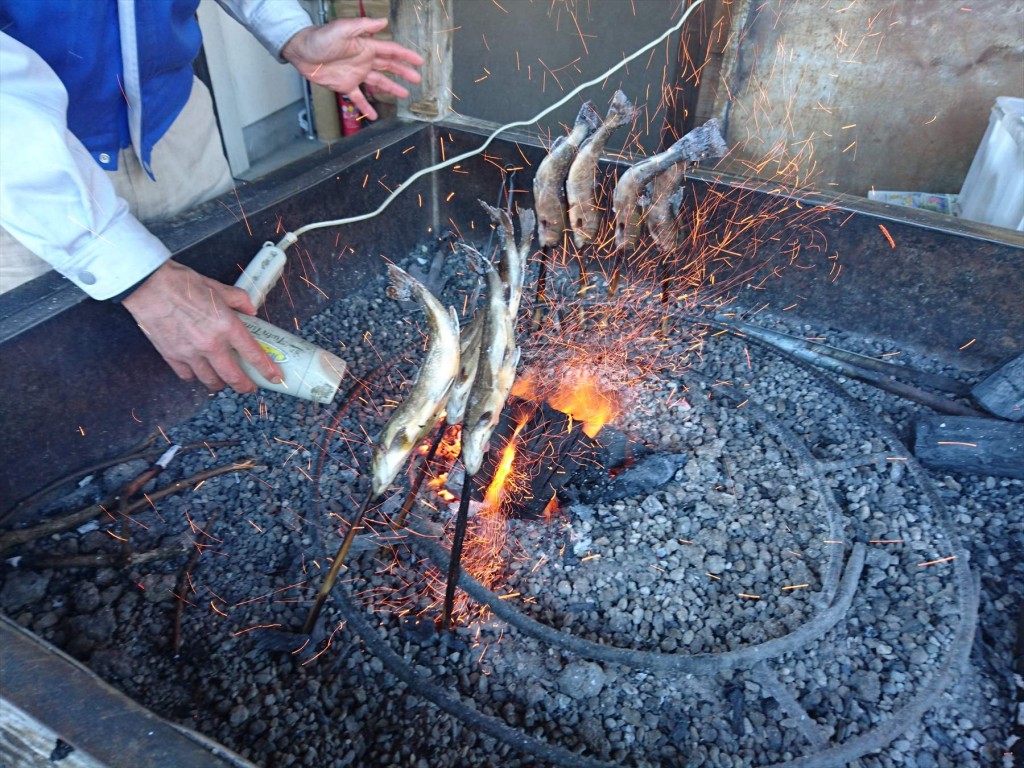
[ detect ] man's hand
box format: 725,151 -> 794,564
122,261 -> 283,393
281,17 -> 424,121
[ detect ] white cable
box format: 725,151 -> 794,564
278,0 -> 708,250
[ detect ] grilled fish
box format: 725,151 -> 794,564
612,119 -> 727,252
478,201 -> 534,318
646,161 -> 688,254
534,102 -> 601,248
370,265 -> 460,499
566,91 -> 635,248
445,311 -> 484,426
459,250 -> 513,477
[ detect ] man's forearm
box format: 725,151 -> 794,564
0,32 -> 170,300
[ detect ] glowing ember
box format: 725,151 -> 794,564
424,425 -> 462,503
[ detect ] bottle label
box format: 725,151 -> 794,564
258,342 -> 288,363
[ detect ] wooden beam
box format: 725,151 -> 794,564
392,0 -> 453,122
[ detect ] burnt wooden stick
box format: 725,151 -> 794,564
0,439 -> 237,526
659,255 -> 673,336
531,245 -> 550,332
393,423 -> 447,530
303,493 -> 375,635
708,317 -> 983,416
0,460 -> 257,554
972,353 -> 1024,422
13,543 -> 189,570
440,476 -> 475,631
116,460 -> 167,563
713,315 -> 971,395
913,415 -> 1024,478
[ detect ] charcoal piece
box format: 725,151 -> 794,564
49,739 -> 75,761
477,398 -> 601,519
592,426 -> 649,471
574,452 -> 687,504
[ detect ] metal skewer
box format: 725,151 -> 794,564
440,474 -> 475,630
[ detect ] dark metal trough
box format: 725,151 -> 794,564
1,117 -> 1021,510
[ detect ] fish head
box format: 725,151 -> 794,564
370,428 -> 416,499
536,214 -> 565,248
460,412 -> 495,477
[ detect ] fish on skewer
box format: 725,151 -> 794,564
647,162 -> 691,334
566,90 -> 635,249
305,265 -> 460,634
445,311 -> 484,428
478,200 -> 535,318
369,265 -> 462,499
458,248 -> 514,478
533,101 -> 602,248
396,196 -> 532,532
442,247 -> 510,629
647,162 -> 689,254
393,309 -> 482,531
612,118 -> 727,252
441,231 -> 528,629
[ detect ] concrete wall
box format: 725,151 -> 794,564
445,0 -> 1022,202
707,0 -> 1024,197
450,0 -> 690,156
196,0 -> 308,176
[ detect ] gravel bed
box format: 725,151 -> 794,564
1,238 -> 1020,768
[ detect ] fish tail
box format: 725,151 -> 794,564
457,243 -> 492,275
667,120 -> 728,163
478,199 -> 500,220
386,264 -> 418,302
478,199 -> 513,238
517,209 -> 536,252
605,90 -> 636,128
577,100 -> 602,131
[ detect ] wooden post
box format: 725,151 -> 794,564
392,0 -> 453,122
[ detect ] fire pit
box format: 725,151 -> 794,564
0,119 -> 1020,767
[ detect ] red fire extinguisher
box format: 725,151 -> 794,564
339,95 -> 362,136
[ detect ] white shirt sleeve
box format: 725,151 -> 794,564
0,32 -> 171,300
212,0 -> 314,59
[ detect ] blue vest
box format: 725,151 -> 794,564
0,0 -> 202,173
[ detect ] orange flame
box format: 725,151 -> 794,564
513,367 -> 621,439
484,419 -> 526,509
546,371 -> 617,438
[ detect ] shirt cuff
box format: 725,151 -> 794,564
247,4 -> 314,61
57,211 -> 171,300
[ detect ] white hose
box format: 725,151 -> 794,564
278,0 -> 708,250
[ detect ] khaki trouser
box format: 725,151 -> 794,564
0,77 -> 233,294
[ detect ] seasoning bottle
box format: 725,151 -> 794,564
232,242 -> 346,404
